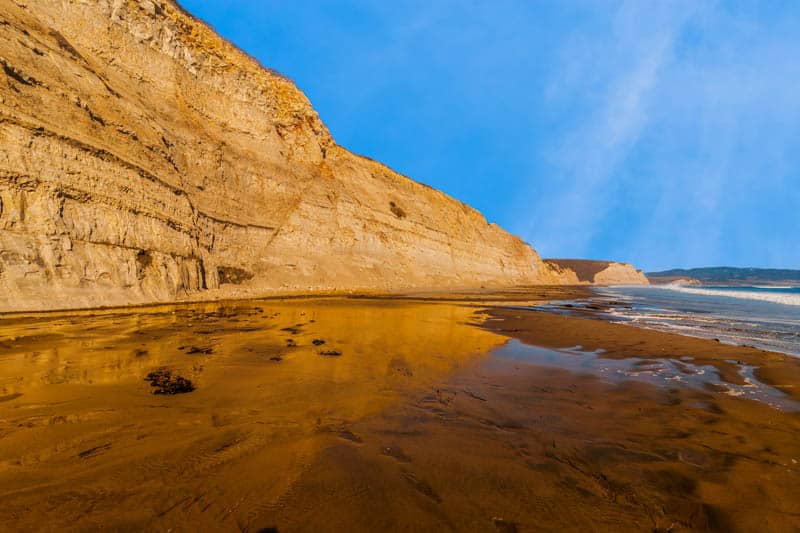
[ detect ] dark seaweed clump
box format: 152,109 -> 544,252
145,369 -> 195,394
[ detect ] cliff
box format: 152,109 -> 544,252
0,0 -> 574,312
545,259 -> 649,286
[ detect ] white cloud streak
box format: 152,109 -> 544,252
525,1 -> 699,260
520,0 -> 800,269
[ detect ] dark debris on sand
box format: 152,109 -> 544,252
180,345 -> 214,355
318,350 -> 342,357
337,429 -> 363,443
145,369 -> 195,394
312,339 -> 326,346
77,442 -> 112,459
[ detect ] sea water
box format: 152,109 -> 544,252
542,285 -> 800,356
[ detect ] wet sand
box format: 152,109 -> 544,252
0,293 -> 798,531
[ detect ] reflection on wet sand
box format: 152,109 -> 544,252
1,298 -> 799,531
0,299 -> 504,531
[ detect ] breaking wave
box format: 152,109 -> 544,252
658,285 -> 800,307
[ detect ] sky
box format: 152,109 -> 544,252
179,0 -> 800,271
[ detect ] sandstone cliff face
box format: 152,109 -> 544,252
0,0 -> 572,312
545,260 -> 649,286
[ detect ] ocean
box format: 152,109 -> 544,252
537,284 -> 800,356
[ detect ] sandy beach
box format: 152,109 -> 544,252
0,290 -> 798,531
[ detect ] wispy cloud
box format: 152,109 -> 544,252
517,0 -> 800,269
523,1 -> 699,261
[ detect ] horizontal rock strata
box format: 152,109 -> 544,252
0,0 -> 574,312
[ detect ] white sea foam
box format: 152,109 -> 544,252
655,285 -> 800,306
583,286 -> 800,356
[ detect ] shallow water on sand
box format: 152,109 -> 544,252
0,299 -> 504,530
494,339 -> 799,411
1,298 -> 799,531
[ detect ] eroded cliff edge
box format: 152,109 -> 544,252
0,0 -> 574,312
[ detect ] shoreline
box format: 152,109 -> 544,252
532,284 -> 800,357
3,285 -> 796,405
1,289 -> 798,530
4,285 -> 797,404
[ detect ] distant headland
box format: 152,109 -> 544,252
647,267 -> 800,286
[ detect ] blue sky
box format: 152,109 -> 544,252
180,0 -> 799,271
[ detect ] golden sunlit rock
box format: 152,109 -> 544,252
0,0 -> 576,313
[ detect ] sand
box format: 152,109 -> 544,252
0,291 -> 798,531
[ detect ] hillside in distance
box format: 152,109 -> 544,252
545,259 -> 649,285
648,267 -> 800,286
